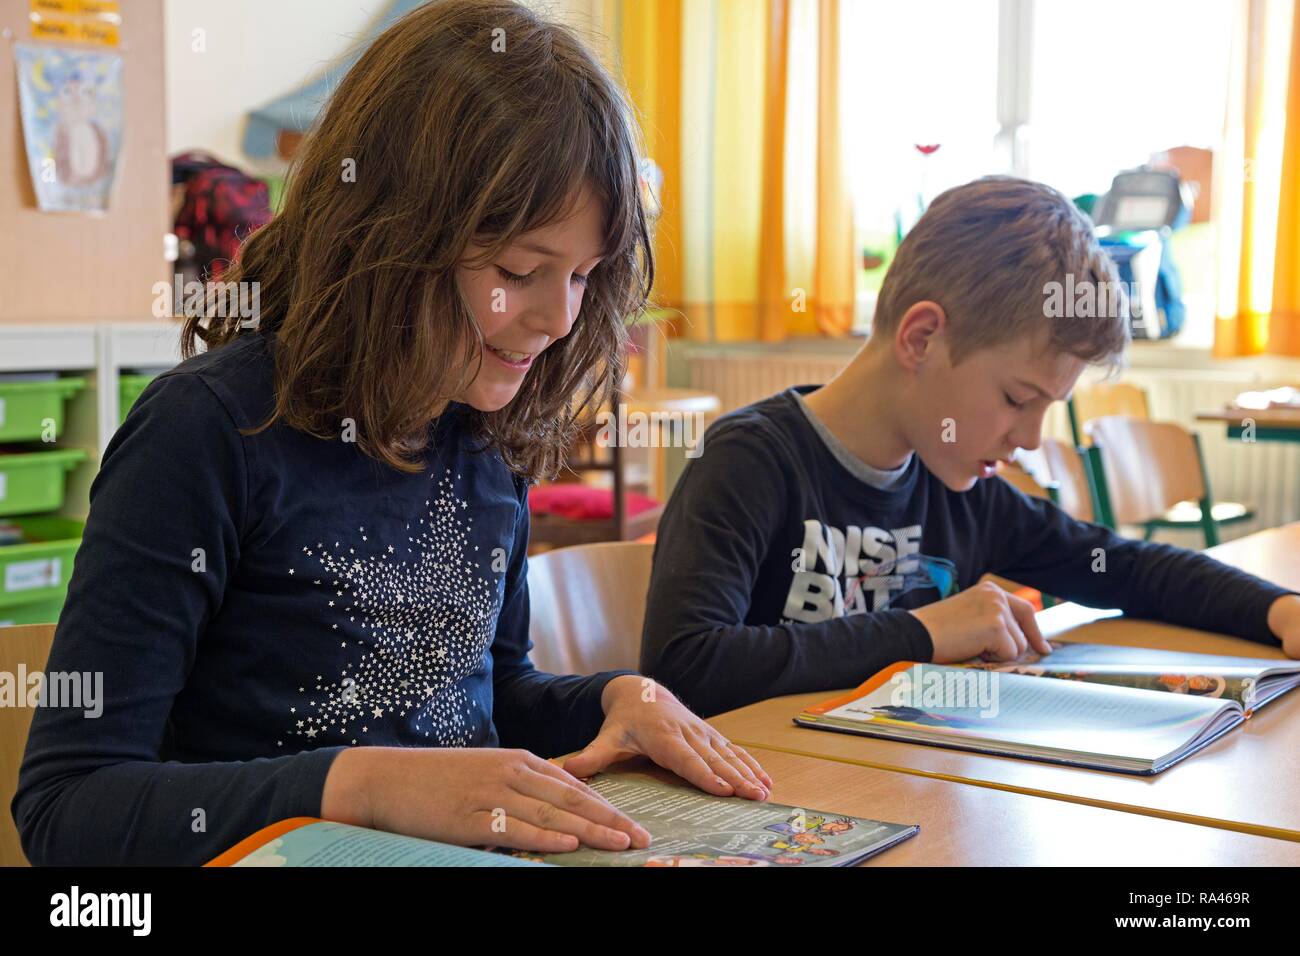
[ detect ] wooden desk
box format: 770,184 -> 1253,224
1196,406 -> 1300,443
747,747 -> 1300,866
1204,520 -> 1300,579
622,388 -> 721,418
712,524 -> 1300,841
623,388 -> 720,501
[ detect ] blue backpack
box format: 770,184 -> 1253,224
1086,167 -> 1191,340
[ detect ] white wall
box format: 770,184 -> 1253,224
164,0 -> 378,169
164,0 -> 609,171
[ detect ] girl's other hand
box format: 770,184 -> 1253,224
1267,594 -> 1300,658
321,746 -> 651,853
561,675 -> 773,801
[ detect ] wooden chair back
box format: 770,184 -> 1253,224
1070,382 -> 1151,445
997,442 -> 1098,524
1086,416 -> 1208,526
1040,438 -> 1098,523
527,542 -> 653,675
0,623 -> 56,867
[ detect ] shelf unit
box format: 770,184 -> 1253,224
1,321 -> 184,520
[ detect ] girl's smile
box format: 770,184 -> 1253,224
484,342 -> 536,371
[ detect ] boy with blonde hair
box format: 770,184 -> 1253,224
642,176 -> 1300,716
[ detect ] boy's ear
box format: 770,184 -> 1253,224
894,300 -> 947,371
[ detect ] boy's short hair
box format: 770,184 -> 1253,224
872,176 -> 1130,367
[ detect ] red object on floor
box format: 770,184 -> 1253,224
1012,586 -> 1045,612
529,484 -> 660,521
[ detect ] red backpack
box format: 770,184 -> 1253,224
172,152 -> 272,280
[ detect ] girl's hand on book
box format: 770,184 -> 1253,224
562,675 -> 773,802
911,580 -> 1053,664
320,746 -> 651,854
1267,594 -> 1300,658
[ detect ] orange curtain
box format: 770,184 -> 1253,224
601,0 -> 856,342
1213,0 -> 1300,357
813,0 -> 855,336
757,0 -> 791,341
608,0 -> 684,330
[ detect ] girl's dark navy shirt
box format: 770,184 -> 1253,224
13,332 -> 627,865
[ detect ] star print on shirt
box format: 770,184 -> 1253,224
286,470 -> 501,747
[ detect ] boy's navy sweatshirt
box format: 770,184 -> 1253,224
13,332 -> 629,866
640,386 -> 1295,717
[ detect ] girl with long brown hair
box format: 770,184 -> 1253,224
15,0 -> 769,866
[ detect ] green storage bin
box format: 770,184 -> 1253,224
0,449 -> 87,517
119,374 -> 156,425
0,377 -> 85,443
0,595 -> 66,627
0,515 -> 83,612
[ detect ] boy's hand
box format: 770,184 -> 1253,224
562,675 -> 772,801
910,580 -> 1053,664
1267,594 -> 1300,658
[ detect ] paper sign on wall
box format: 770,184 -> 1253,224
29,0 -> 121,48
14,43 -> 124,213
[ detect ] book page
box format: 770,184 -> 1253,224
820,664 -> 1236,761
230,821 -> 544,867
503,772 -> 917,867
959,641 -> 1297,705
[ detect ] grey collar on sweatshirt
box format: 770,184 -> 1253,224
791,387 -> 913,490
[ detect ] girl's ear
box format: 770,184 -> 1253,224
894,301 -> 947,372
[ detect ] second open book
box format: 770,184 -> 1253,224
795,639 -> 1300,774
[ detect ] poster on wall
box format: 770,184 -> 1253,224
14,43 -> 124,214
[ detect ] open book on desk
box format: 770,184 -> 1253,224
961,638 -> 1300,712
208,771 -> 918,867
795,639 -> 1300,775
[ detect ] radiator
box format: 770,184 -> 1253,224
686,351 -> 851,413
686,351 -> 1300,541
1128,371 -> 1300,539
